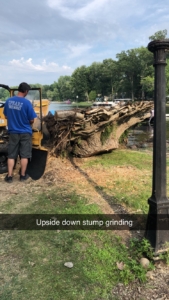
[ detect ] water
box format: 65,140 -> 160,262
49,102 -> 79,112
128,125 -> 153,147
128,121 -> 169,153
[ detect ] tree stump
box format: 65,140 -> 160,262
43,101 -> 153,157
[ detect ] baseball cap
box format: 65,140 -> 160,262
18,82 -> 31,93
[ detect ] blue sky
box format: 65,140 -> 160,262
0,0 -> 169,87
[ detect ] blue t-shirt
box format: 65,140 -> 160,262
3,96 -> 37,134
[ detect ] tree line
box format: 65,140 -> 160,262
0,30 -> 169,102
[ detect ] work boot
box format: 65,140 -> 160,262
4,174 -> 13,183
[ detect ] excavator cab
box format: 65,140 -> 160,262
0,85 -> 49,180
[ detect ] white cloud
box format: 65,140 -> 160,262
47,0 -> 110,21
46,0 -> 169,48
65,44 -> 92,58
9,58 -> 72,73
0,0 -> 169,86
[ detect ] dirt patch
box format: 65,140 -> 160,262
0,154 -> 142,207
0,155 -> 169,299
112,260 -> 169,299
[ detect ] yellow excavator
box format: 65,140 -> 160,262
0,84 -> 49,180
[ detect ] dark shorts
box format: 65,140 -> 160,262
8,133 -> 32,159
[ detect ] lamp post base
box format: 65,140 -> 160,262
145,197 -> 169,254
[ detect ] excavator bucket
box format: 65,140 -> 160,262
26,148 -> 48,180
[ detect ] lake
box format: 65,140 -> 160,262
127,121 -> 169,153
49,102 -> 82,112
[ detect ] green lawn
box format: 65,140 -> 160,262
1,149 -> 164,300
0,189 -> 154,300
83,149 -> 169,213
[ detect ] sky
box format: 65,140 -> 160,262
0,0 -> 169,87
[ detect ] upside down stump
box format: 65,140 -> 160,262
43,101 -> 153,157
145,39 -> 169,254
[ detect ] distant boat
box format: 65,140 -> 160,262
92,101 -> 117,108
114,98 -> 132,103
92,98 -> 131,108
63,100 -> 71,104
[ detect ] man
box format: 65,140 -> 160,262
3,82 -> 37,183
148,109 -> 154,125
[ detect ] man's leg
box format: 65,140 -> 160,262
6,134 -> 19,178
19,134 -> 31,180
20,158 -> 28,176
7,158 -> 15,177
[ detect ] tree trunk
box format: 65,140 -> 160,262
131,75 -> 134,101
43,101 -> 153,157
85,91 -> 89,101
141,88 -> 145,100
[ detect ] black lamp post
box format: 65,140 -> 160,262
145,40 -> 169,254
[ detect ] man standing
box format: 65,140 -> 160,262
3,82 -> 37,183
148,109 -> 154,125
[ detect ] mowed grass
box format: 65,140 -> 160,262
0,149 -> 164,299
83,149 -> 169,213
84,149 -> 153,170
0,188 -> 153,300
1,228 -> 149,300
71,101 -> 92,107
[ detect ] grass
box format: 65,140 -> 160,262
84,149 -> 153,170
83,149 -> 169,213
0,186 -> 154,299
71,101 -> 92,107
166,104 -> 169,114
1,149 -> 166,299
0,229 -> 153,300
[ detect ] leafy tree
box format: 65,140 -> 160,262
87,62 -> 103,96
140,76 -> 154,97
116,49 -> 142,100
149,29 -> 167,41
45,81 -> 60,101
0,88 -> 9,101
101,59 -> 119,98
116,47 -> 154,100
57,76 -> 73,101
136,47 -> 154,99
42,84 -> 50,98
89,90 -> 97,101
71,66 -> 90,101
87,59 -> 119,99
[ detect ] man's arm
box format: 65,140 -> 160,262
3,101 -> 7,119
27,101 -> 37,124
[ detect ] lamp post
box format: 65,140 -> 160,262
145,40 -> 169,253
